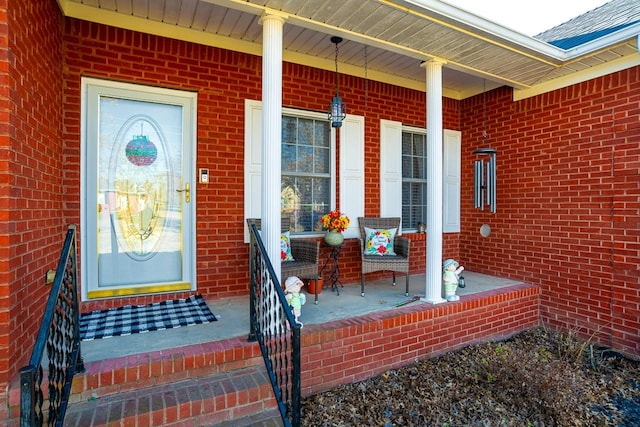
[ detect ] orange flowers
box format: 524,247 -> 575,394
319,209 -> 350,233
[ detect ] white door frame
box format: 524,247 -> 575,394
80,77 -> 197,301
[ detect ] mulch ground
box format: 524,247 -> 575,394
301,327 -> 640,426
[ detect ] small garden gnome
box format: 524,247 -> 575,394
443,259 -> 464,301
284,276 -> 306,328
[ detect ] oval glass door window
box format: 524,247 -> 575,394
108,114 -> 173,260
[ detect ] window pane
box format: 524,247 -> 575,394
413,156 -> 425,179
314,146 -> 330,173
402,205 -> 411,226
297,145 -> 314,172
314,121 -> 330,173
281,177 -> 301,229
298,119 -> 314,145
402,135 -> 412,178
282,143 -> 296,172
413,134 -> 425,156
282,116 -> 296,144
402,153 -> 412,179
411,205 -> 424,229
295,177 -> 311,204
402,182 -> 411,203
313,178 -> 330,209
315,123 -> 330,148
412,182 -> 426,204
402,132 -> 412,151
312,178 -> 330,230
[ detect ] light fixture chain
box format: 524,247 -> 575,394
482,79 -> 487,142
364,46 -> 368,113
334,40 -> 340,96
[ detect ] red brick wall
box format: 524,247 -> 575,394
460,71 -> 640,356
0,1 -> 9,405
1,0 -> 65,410
302,284 -> 540,395
61,20 -> 461,310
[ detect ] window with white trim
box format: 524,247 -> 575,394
281,115 -> 331,233
380,119 -> 460,233
402,129 -> 427,230
244,100 -> 364,242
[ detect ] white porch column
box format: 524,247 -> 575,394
422,58 -> 447,304
260,13 -> 285,281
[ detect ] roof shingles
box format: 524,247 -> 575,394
535,0 -> 640,49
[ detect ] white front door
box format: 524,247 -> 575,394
81,78 -> 197,300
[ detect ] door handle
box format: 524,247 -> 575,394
176,183 -> 190,203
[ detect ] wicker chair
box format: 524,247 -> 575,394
246,218 -> 320,282
358,217 -> 410,297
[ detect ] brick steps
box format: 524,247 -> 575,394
63,365 -> 278,426
213,409 -> 283,427
8,335 -> 281,426
69,336 -> 263,402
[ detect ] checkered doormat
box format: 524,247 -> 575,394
79,294 -> 217,341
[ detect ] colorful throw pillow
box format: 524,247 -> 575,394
364,227 -> 397,256
280,232 -> 295,262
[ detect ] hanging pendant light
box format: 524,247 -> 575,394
328,36 -> 346,128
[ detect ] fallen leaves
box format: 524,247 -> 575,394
301,327 -> 640,426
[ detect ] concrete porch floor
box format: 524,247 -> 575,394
80,271 -> 523,363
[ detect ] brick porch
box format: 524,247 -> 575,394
8,282 -> 539,425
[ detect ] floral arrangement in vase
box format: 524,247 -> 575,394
319,209 -> 350,233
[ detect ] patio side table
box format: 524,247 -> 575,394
321,243 -> 344,295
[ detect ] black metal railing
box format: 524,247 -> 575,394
20,225 -> 84,427
248,222 -> 301,427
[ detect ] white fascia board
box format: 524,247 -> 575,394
397,0 -> 566,58
400,0 -> 640,62
562,25 -> 640,60
514,52 -> 640,101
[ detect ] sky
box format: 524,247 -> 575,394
442,0 -> 611,36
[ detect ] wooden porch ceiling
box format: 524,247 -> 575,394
57,0 -> 640,100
